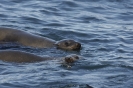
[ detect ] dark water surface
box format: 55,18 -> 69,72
0,0 -> 133,88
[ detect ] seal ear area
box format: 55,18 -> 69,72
54,40 -> 70,49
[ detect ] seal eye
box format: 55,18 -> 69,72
65,57 -> 73,63
64,42 -> 69,46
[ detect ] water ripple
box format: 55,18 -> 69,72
0,0 -> 133,88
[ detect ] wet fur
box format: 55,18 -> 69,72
0,28 -> 55,48
0,50 -> 79,63
0,28 -> 81,50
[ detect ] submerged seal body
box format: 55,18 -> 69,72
0,50 -> 79,63
0,28 -> 81,50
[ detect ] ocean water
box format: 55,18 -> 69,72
0,0 -> 133,88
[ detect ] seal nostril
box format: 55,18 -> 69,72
72,43 -> 81,50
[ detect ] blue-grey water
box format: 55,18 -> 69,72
0,0 -> 133,88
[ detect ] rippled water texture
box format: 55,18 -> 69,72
0,0 -> 133,88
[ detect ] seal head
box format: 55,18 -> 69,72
64,54 -> 79,63
55,39 -> 81,50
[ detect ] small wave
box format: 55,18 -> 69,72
45,23 -> 68,27
0,14 -> 8,18
76,16 -> 104,23
120,65 -> 133,70
75,0 -> 101,2
81,64 -> 109,70
118,37 -> 133,44
11,0 -> 28,3
107,0 -> 129,3
58,1 -> 80,11
60,1 -> 79,7
40,9 -> 58,16
89,38 -> 110,43
117,12 -> 133,21
20,16 -> 44,25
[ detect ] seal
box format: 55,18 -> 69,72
0,28 -> 81,50
0,50 -> 79,63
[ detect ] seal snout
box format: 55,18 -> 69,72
74,42 -> 81,50
76,42 -> 81,48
